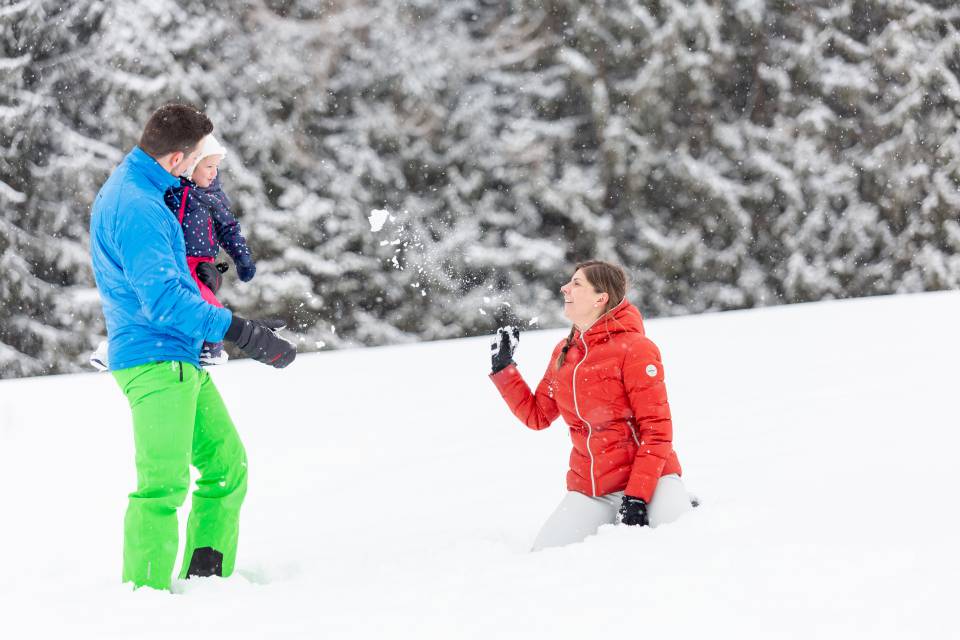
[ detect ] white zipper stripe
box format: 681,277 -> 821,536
569,299 -> 632,497
571,333 -> 596,497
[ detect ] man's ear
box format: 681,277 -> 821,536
169,150 -> 185,168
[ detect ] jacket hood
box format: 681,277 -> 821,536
579,299 -> 645,344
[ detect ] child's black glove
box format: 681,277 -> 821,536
225,316 -> 296,368
195,262 -> 222,294
490,326 -> 519,374
236,255 -> 256,282
619,495 -> 649,526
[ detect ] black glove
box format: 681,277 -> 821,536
619,495 -> 649,526
195,262 -> 223,294
490,326 -> 519,374
224,316 -> 296,368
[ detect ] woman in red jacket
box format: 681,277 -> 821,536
489,260 -> 692,550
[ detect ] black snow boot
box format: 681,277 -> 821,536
186,547 -> 223,579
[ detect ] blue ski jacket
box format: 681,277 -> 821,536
89,147 -> 232,370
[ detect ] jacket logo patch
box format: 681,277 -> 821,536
645,364 -> 657,377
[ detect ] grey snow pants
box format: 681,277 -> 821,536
531,474 -> 692,551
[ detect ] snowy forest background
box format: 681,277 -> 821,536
2,0 -> 960,379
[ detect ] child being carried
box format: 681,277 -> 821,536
166,134 -> 257,365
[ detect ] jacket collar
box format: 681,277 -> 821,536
576,299 -> 646,345
190,175 -> 223,194
126,146 -> 181,194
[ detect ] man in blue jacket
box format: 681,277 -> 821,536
90,103 -> 296,591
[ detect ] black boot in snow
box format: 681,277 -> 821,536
186,547 -> 224,578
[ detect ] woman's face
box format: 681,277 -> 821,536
560,268 -> 608,328
191,154 -> 223,188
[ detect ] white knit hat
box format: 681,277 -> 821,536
182,134 -> 228,178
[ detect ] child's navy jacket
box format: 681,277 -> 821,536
164,176 -> 253,263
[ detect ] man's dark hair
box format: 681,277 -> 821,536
138,103 -> 213,158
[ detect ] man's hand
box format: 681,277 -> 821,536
224,316 -> 296,368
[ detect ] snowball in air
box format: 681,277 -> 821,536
368,209 -> 390,232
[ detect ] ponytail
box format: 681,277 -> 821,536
555,326 -> 577,369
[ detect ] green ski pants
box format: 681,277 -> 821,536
113,361 -> 247,590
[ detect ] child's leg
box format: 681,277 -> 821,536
530,491 -> 620,551
180,369 -> 248,579
199,340 -> 228,366
190,256 -> 228,365
112,362 -> 199,590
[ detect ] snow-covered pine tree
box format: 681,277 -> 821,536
0,1 -> 110,377
5,0 -> 960,378
0,0 -> 243,378
530,0 -> 960,313
765,0 -> 960,300
209,0 -> 575,349
506,0 -> 772,315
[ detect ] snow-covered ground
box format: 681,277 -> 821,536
1,292 -> 956,638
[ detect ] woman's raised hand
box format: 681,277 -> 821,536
490,326 -> 520,374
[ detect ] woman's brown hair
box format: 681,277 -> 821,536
555,260 -> 628,369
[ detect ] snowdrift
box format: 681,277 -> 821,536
0,292 -> 955,638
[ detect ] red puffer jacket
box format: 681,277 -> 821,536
490,300 -> 682,502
